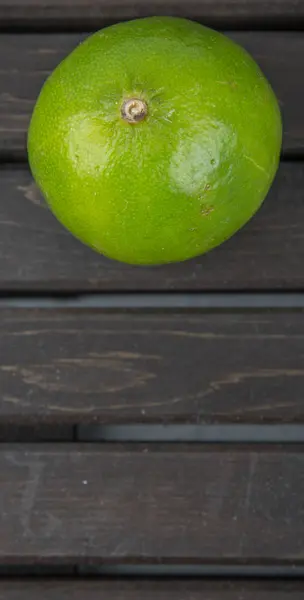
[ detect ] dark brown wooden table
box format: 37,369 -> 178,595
1,1 -> 304,598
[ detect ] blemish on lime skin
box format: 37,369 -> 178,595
201,205 -> 214,217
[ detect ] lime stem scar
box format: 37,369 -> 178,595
121,98 -> 147,123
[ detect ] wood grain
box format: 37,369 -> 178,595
1,580 -> 304,600
1,309 -> 304,425
0,32 -> 303,156
1,444 -> 304,562
1,162 -> 304,291
0,0 -> 303,29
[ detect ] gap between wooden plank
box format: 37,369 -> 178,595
2,424 -> 304,444
0,292 -> 304,309
76,424 -> 304,443
2,565 -> 304,577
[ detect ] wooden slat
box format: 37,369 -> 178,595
1,162 -> 304,291
0,32 -> 303,156
1,580 -> 304,600
1,444 -> 304,562
1,309 -> 304,425
0,0 -> 303,30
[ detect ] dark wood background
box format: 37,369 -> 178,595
1,1 -> 304,598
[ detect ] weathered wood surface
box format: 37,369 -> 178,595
1,163 -> 304,291
0,0 -> 303,590
1,309 -> 304,425
0,0 -> 303,29
0,32 -> 303,157
1,444 -> 304,562
1,580 -> 304,600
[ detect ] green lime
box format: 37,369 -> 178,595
28,17 -> 282,265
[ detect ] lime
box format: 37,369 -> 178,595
28,17 -> 282,265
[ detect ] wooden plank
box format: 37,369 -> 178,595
1,162 -> 304,291
1,580 -> 304,600
0,32 -> 303,156
1,444 -> 304,562
0,0 -> 303,30
1,309 -> 304,425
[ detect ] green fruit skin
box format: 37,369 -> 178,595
28,17 -> 282,265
